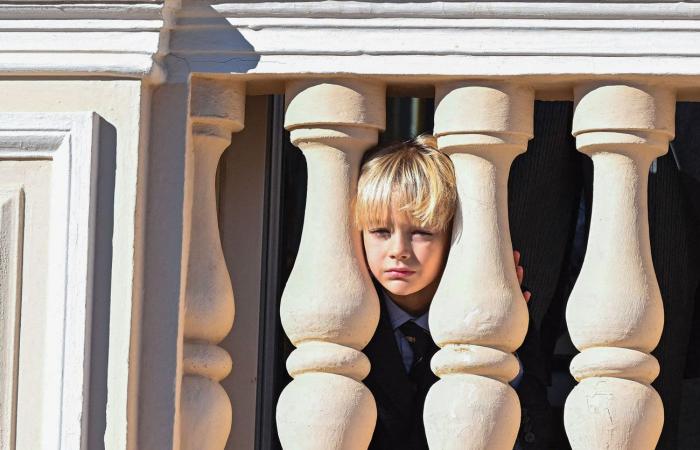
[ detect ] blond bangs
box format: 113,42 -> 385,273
354,135 -> 457,231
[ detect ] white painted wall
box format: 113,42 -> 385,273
1,112 -> 102,450
138,81 -> 187,450
0,80 -> 149,450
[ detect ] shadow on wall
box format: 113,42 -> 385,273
167,0 -> 259,78
140,2 -> 259,448
87,118 -> 117,450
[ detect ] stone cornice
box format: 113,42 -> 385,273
3,0 -> 700,94
164,1 -> 700,99
0,3 -> 163,20
0,1 -> 175,82
193,1 -> 700,21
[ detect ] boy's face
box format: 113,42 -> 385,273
362,207 -> 451,314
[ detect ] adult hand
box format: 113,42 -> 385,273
513,250 -> 531,303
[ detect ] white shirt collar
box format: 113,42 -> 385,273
380,288 -> 430,332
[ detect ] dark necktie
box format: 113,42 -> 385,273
398,320 -> 439,392
399,320 -> 440,449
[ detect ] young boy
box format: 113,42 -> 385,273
354,135 -> 550,450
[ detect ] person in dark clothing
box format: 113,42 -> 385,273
508,101 -> 700,449
354,134 -> 553,449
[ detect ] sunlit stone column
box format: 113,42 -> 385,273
180,78 -> 245,450
276,79 -> 385,450
426,83 -> 533,449
565,83 -> 674,450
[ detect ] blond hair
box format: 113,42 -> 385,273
354,134 -> 457,231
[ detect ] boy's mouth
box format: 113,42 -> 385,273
385,268 -> 415,278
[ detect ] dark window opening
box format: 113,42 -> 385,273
255,96 -> 700,450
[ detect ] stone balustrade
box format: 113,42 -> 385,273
565,83 -> 673,450
181,78 -> 245,450
425,82 -> 534,449
182,76 -> 670,450
275,79 -> 385,450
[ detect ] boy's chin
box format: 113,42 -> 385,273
380,279 -> 420,297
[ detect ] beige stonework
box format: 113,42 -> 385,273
5,1 -> 700,449
564,83 -> 674,450
276,79 -> 385,450
425,83 -> 534,450
180,78 -> 246,450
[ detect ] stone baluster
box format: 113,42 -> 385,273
276,79 -> 385,450
564,83 -> 674,449
180,78 -> 245,450
426,83 -> 534,449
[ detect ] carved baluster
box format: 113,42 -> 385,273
426,83 -> 534,449
276,79 -> 385,450
180,78 -> 245,450
564,83 -> 674,450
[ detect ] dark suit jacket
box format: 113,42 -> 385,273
507,101 -> 700,449
363,294 -> 553,450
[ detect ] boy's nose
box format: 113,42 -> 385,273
388,235 -> 410,259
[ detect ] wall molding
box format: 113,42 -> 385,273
0,186 -> 23,450
164,1 -> 700,98
2,0 -> 700,90
0,112 -> 101,450
0,2 -> 172,81
196,1 -> 700,20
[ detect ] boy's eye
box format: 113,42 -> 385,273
412,229 -> 434,236
369,228 -> 390,236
